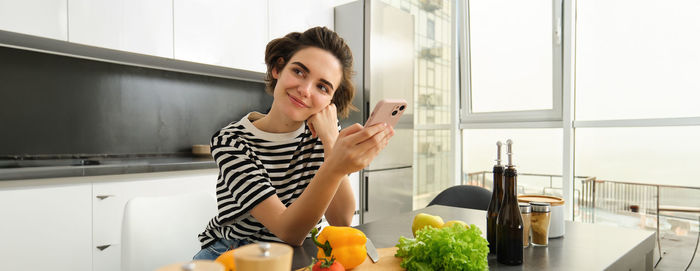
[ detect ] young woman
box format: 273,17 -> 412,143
193,27 -> 395,260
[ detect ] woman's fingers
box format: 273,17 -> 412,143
328,124 -> 394,174
344,122 -> 389,145
353,126 -> 393,155
338,127 -> 392,167
369,126 -> 394,156
357,130 -> 394,167
309,103 -> 339,142
339,123 -> 363,137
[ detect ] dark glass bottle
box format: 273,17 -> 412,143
487,141 -> 504,254
496,140 -> 523,265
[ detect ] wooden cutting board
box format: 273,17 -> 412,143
353,247 -> 403,270
296,247 -> 404,271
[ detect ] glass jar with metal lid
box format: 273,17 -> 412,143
530,202 -> 551,246
519,203 -> 532,248
518,195 -> 565,238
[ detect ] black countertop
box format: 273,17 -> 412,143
291,205 -> 656,270
0,156 -> 216,181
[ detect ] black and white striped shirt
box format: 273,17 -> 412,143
198,112 -> 325,248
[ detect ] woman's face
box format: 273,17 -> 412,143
271,47 -> 342,122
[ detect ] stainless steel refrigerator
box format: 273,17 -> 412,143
336,0 -> 415,224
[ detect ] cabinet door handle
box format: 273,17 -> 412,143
96,244 -> 111,251
96,195 -> 113,200
364,176 -> 369,212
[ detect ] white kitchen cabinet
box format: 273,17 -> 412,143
0,169 -> 217,271
91,169 -> 217,271
68,0 -> 173,58
0,0 -> 68,40
268,0 -> 335,40
174,0 -> 268,73
0,178 -> 92,271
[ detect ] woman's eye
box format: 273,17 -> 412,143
318,85 -> 329,93
293,68 -> 303,76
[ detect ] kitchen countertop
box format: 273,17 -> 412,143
291,205 -> 656,270
0,156 -> 216,181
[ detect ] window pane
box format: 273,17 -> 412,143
469,0 -> 553,113
462,129 -> 562,195
575,126 -> 700,188
576,0 -> 700,120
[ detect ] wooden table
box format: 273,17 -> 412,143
292,205 -> 656,270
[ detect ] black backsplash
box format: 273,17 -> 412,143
0,46 -> 272,157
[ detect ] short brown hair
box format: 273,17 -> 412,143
264,27 -> 357,118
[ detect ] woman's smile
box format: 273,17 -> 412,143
288,94 -> 310,108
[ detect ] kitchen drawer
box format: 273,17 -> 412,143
93,243 -> 120,271
92,181 -> 136,247
91,169 -> 217,270
92,169 -> 217,245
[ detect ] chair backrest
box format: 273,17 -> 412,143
121,191 -> 217,271
427,185 -> 492,211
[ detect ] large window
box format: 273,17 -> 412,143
574,0 -> 700,185
459,0 -> 565,203
459,0 -> 700,266
469,0 -> 554,113
462,0 -> 562,123
575,0 -> 700,120
571,3 -> 700,263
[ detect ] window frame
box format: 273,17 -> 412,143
460,0 -> 564,124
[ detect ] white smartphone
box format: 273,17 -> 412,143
365,99 -> 408,128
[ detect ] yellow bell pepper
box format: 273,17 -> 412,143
311,226 -> 367,269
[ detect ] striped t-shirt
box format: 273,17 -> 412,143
198,112 -> 325,248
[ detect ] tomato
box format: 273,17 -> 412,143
311,257 -> 345,271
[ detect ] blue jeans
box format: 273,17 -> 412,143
193,238 -> 253,260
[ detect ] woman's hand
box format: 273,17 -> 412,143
324,123 -> 395,176
308,103 -> 340,146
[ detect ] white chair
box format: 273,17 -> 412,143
121,191 -> 218,271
